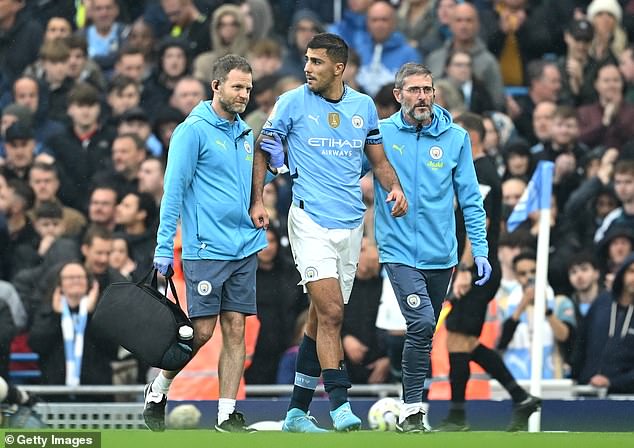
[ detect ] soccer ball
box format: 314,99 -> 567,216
367,397 -> 401,431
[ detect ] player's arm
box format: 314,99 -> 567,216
250,133 -> 271,229
364,142 -> 407,217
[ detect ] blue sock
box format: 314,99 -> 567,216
322,367 -> 351,411
289,335 -> 320,413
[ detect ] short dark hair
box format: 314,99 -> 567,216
116,46 -> 144,63
108,75 -> 140,95
67,82 -> 100,106
82,224 -> 113,247
615,159 -> 634,176
64,34 -> 88,54
455,112 -> 485,142
568,251 -> 599,272
8,179 -> 35,210
34,200 -> 63,220
127,191 -> 157,229
394,63 -> 433,89
307,33 -> 348,65
115,132 -> 147,152
512,249 -> 537,270
212,54 -> 252,84
30,161 -> 59,179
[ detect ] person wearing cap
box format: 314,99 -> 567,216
0,104 -> 54,162
586,0 -> 628,63
116,107 -> 163,158
557,18 -> 602,106
3,122 -> 37,181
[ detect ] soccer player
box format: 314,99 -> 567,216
250,33 -> 407,432
438,112 -> 541,432
148,55 -> 271,432
375,63 -> 491,432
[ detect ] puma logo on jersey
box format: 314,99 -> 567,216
308,114 -> 319,124
215,139 -> 227,150
392,144 -> 404,155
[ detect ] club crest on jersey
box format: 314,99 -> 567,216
244,141 -> 252,153
328,112 -> 340,128
352,115 -> 364,128
197,281 -> 212,296
305,267 -> 318,280
429,146 -> 443,159
406,294 -> 421,308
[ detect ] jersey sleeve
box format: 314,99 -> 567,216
365,97 -> 383,146
261,90 -> 295,139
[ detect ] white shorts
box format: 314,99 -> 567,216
287,203 -> 364,304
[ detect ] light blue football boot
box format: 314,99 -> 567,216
282,408 -> 328,433
330,402 -> 361,432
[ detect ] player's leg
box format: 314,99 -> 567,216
384,264 -> 452,433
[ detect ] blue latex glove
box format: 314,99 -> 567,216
260,133 -> 284,168
153,256 -> 174,277
474,256 -> 492,286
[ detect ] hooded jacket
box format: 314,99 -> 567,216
192,5 -> 249,82
575,254 -> 634,393
374,104 -> 488,269
155,100 -> 266,261
280,9 -> 325,80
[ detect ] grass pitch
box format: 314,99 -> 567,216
3,430 -> 633,448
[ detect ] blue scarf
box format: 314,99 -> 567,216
61,296 -> 89,386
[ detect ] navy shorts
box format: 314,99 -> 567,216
182,255 -> 257,318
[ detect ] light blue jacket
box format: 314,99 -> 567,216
374,104 -> 488,269
155,101 -> 267,260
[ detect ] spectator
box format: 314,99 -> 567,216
29,261 -> 118,401
528,101 -> 556,155
23,16 -> 73,80
47,82 -> 115,210
486,0 -> 553,87
443,49 -> 495,114
12,200 -> 79,276
508,60 -> 562,145
247,39 -> 283,82
373,83 -> 399,120
87,186 -> 118,232
596,226 -> 634,291
426,2 -> 505,110
12,76 -> 65,146
36,39 -> 75,122
355,1 -> 421,96
328,0 -> 372,53
126,18 -> 157,66
65,34 -> 107,91
141,37 -> 190,115
27,162 -> 86,237
0,0 -> 43,91
502,140 -> 533,182
342,48 -> 363,93
152,106 -> 185,159
93,133 -> 147,199
572,253 -> 634,394
112,47 -> 147,84
568,252 -> 604,321
105,75 -> 142,129
137,157 -> 165,207
156,0 -> 211,58
83,0 -> 129,73
396,0 -> 435,50
3,122 -> 36,182
586,0 -> 628,64
117,107 -> 163,158
497,250 -> 576,379
557,19 -> 601,106
109,233 -> 136,280
577,64 -> 634,150
114,191 -> 157,280
80,225 -> 126,293
280,9 -> 324,81
169,76 -> 206,116
619,44 -> 634,103
245,74 -> 279,139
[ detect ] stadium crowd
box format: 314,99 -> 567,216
0,0 -> 633,405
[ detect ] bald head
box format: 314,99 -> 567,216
367,1 -> 397,43
451,3 -> 479,44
